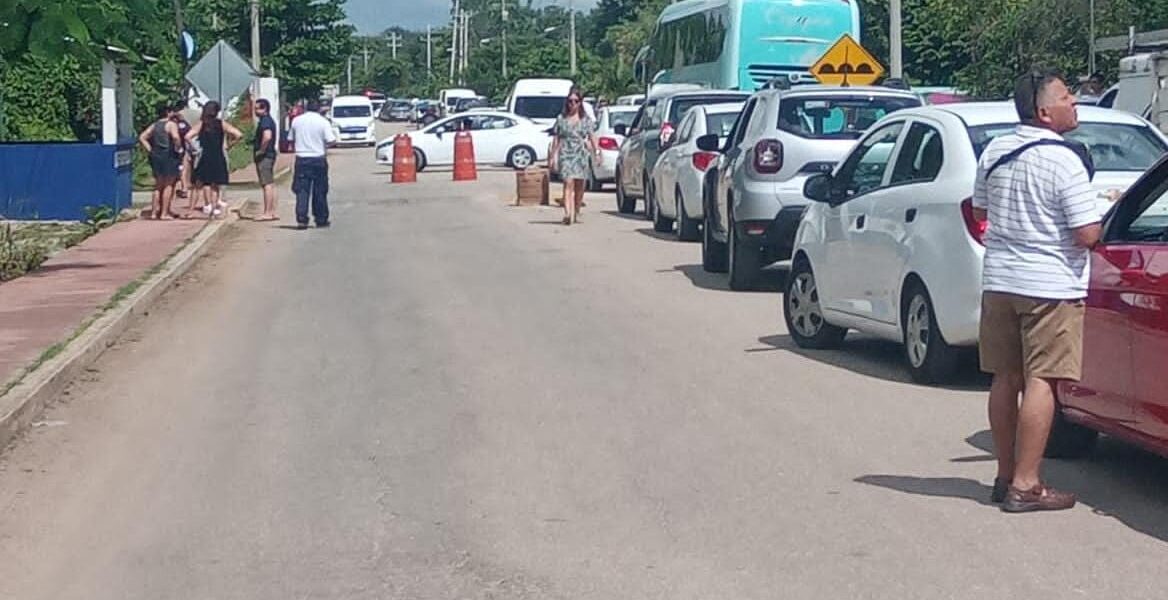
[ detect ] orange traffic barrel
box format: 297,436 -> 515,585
453,131 -> 477,181
391,134 -> 417,183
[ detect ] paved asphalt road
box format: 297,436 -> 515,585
1,123 -> 1166,599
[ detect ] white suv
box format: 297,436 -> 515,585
698,85 -> 922,290
785,103 -> 1168,383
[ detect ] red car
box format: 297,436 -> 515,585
1051,155 -> 1168,458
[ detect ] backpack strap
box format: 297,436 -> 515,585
986,139 -> 1095,180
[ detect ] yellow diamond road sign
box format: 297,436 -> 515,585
811,34 -> 885,87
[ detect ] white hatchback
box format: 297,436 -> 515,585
376,111 -> 549,170
650,102 -> 744,241
785,102 -> 1168,383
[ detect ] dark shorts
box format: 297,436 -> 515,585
150,154 -> 181,179
979,291 -> 1085,381
256,155 -> 276,185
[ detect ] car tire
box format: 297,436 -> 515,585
616,175 -> 636,214
414,149 -> 427,172
728,214 -> 761,291
507,145 -> 536,170
644,177 -> 655,221
702,211 -> 728,273
585,166 -> 600,192
901,281 -> 961,384
676,190 -> 700,242
785,258 -> 847,349
652,185 -> 674,233
1044,407 -> 1099,458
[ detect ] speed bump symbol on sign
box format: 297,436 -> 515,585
811,34 -> 885,87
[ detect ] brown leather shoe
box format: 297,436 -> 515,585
991,478 -> 1009,503
1001,484 -> 1076,513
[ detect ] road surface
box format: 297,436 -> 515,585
1,123 -> 1166,599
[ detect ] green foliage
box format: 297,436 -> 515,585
82,205 -> 118,233
0,54 -> 101,141
0,0 -> 153,61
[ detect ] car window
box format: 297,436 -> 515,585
1109,163 -> 1168,242
890,122 -> 944,185
777,95 -> 918,140
705,112 -> 739,139
675,111 -> 697,144
835,122 -> 905,198
608,110 -> 636,130
473,116 -> 514,130
968,122 -> 1167,172
667,95 -> 750,124
333,105 -> 372,118
630,102 -> 653,131
729,99 -> 758,149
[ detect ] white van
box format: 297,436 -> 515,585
439,88 -> 477,116
506,78 -> 576,125
328,95 -> 377,146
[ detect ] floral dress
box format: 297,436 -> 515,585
554,115 -> 595,180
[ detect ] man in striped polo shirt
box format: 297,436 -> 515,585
971,70 -> 1102,513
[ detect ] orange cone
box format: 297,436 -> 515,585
391,134 -> 417,183
453,131 -> 477,181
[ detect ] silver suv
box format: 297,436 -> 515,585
699,85 -> 922,290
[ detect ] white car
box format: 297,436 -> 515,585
376,111 -> 549,170
548,106 -> 639,190
650,102 -> 744,241
329,95 -> 377,146
785,102 -> 1168,383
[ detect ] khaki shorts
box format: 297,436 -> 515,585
255,155 -> 276,185
979,291 -> 1085,380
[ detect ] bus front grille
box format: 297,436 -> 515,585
747,65 -> 816,87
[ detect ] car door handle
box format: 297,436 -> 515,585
855,215 -> 866,229
905,208 -> 917,223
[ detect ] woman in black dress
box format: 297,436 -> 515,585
186,101 -> 243,218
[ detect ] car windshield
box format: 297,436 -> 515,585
607,111 -> 636,129
514,96 -> 565,120
705,113 -> 739,138
333,106 -> 371,118
777,95 -> 920,140
668,95 -> 749,124
968,122 -> 1168,172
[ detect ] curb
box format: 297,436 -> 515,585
0,210 -> 239,452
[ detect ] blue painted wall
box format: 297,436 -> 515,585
0,141 -> 133,221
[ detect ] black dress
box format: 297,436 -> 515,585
194,121 -> 229,185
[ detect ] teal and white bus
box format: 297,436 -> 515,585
641,0 -> 861,91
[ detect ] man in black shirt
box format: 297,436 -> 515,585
254,98 -> 280,221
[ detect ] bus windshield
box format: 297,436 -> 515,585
737,0 -> 859,89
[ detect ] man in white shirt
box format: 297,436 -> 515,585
971,70 -> 1103,513
288,100 -> 338,229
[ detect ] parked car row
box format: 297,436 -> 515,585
594,81 -> 1168,462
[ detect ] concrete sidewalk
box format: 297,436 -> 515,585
0,219 -> 205,388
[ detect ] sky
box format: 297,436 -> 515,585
345,0 -> 599,34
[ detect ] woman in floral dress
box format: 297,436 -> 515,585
550,91 -> 599,225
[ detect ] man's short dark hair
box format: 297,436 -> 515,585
256,98 -> 271,112
171,101 -> 186,114
156,102 -> 172,118
305,99 -> 321,112
1014,68 -> 1063,122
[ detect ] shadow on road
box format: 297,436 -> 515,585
672,264 -> 787,293
635,228 -> 677,242
600,210 -> 646,222
857,429 -> 1168,543
752,333 -> 989,390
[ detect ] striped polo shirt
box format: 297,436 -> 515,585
971,125 -> 1100,300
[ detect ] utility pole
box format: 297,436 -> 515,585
427,26 -> 433,76
346,55 -> 353,93
569,0 -> 577,76
501,0 -> 509,79
249,0 -> 261,72
388,32 -> 403,60
449,0 -> 460,84
460,10 -> 470,85
1089,0 -> 1096,76
363,40 -> 370,73
889,0 -> 903,79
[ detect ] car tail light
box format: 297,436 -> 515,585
659,122 -> 675,146
753,139 -> 784,174
598,136 -> 620,151
692,151 -> 718,172
960,197 -> 988,245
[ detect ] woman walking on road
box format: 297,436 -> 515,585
186,101 -> 242,218
550,90 -> 599,226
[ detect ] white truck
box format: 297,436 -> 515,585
1094,30 -> 1168,133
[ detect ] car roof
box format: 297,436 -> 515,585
664,90 -> 751,103
604,106 -> 640,113
696,102 -> 746,114
761,85 -> 920,101
909,101 -> 1152,127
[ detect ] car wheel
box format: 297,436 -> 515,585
616,175 -> 635,214
702,210 -> 728,273
785,258 -> 847,349
414,149 -> 427,172
585,167 -> 600,192
676,189 -> 700,242
644,176 -> 655,220
652,184 -> 674,233
901,281 -> 961,384
507,145 -> 536,169
728,213 -> 761,291
1044,407 -> 1099,458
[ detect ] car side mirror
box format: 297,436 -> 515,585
803,173 -> 836,204
696,133 -> 720,152
614,124 -> 628,136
